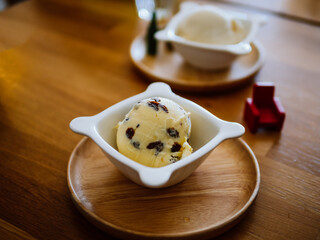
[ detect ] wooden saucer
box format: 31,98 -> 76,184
130,36 -> 265,92
67,137 -> 260,240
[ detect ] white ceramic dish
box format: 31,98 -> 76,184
69,82 -> 245,188
155,3 -> 266,70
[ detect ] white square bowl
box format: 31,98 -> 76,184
69,82 -> 245,188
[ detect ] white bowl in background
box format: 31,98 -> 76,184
155,3 -> 266,70
69,82 -> 245,188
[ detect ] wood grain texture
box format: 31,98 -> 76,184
0,218 -> 37,240
0,0 -> 319,239
130,36 -> 265,92
68,137 -> 259,240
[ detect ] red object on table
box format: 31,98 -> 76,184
244,82 -> 286,133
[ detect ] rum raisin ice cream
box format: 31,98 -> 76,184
116,97 -> 193,168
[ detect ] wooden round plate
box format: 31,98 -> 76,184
67,137 -> 260,240
130,36 -> 265,92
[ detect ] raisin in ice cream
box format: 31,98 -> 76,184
116,97 -> 193,168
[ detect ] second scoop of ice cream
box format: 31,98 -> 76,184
176,6 -> 247,45
116,97 -> 193,168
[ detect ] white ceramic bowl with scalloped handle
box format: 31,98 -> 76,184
155,3 -> 266,70
70,82 -> 245,188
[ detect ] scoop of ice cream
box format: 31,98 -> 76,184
116,97 -> 193,168
176,6 -> 246,45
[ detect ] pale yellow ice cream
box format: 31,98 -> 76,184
116,97 -> 193,168
176,7 -> 246,45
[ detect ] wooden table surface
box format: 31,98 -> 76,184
0,0 -> 319,239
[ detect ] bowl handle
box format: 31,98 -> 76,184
145,82 -> 173,95
180,2 -> 200,12
155,30 -> 169,41
220,121 -> 245,139
69,117 -> 95,136
252,14 -> 268,27
139,170 -> 172,188
227,42 -> 252,55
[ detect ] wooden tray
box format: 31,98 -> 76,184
130,36 -> 265,92
67,137 -> 260,240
